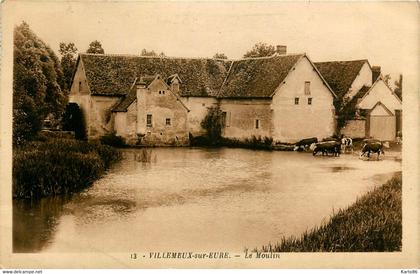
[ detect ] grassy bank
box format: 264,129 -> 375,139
13,138 -> 122,199
259,172 -> 402,252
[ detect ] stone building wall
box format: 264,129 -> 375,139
271,56 -> 335,143
136,77 -> 189,146
219,99 -> 272,140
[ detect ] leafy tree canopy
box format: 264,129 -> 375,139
86,40 -> 105,54
59,42 -> 78,92
243,42 -> 276,58
13,21 -> 66,145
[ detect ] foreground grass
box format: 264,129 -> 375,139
13,138 -> 122,199
259,173 -> 402,252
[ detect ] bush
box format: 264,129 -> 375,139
100,132 -> 126,148
62,103 -> 86,140
13,139 -> 122,198
200,105 -> 224,145
13,92 -> 43,146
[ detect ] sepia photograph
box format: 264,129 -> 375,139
0,0 -> 419,269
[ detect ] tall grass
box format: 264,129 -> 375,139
190,134 -> 273,150
13,138 -> 122,199
221,136 -> 273,150
259,173 -> 402,252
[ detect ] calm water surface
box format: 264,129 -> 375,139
13,148 -> 401,252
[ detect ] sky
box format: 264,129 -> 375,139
4,1 -> 420,78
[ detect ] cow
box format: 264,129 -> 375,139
294,137 -> 318,152
360,140 -> 388,159
312,141 -> 341,157
341,136 -> 354,154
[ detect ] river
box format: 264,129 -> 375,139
13,147 -> 401,253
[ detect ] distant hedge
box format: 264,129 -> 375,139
13,139 -> 121,199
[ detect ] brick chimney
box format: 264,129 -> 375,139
136,78 -> 147,90
276,45 -> 287,55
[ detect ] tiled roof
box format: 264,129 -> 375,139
314,60 -> 368,100
112,87 -> 136,112
80,54 -> 232,97
217,54 -> 304,98
139,75 -> 157,87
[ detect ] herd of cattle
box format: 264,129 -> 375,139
292,137 -> 389,159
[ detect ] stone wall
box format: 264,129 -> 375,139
271,56 -> 336,143
136,76 -> 189,146
89,96 -> 120,138
340,119 -> 366,139
69,60 -> 92,136
181,96 -> 218,136
69,59 -> 120,139
219,99 -> 272,140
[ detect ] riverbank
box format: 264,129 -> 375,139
13,138 -> 122,199
258,172 -> 402,252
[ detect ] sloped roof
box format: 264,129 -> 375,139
357,76 -> 402,107
217,54 -> 304,98
166,74 -> 182,85
112,88 -> 136,112
370,101 -> 394,116
353,85 -> 371,103
80,53 -> 232,97
314,60 -> 368,99
139,75 -> 157,87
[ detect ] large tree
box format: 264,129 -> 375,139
86,40 -> 105,54
59,42 -> 78,92
13,22 -> 66,145
243,42 -> 276,58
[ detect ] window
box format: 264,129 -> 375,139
295,97 -> 299,105
147,114 -> 152,127
226,112 -> 231,127
166,118 -> 171,126
255,119 -> 260,129
162,90 -> 165,95
221,111 -> 231,127
221,112 -> 227,127
308,98 -> 312,105
304,81 -> 311,95
172,83 -> 179,93
79,81 -> 82,92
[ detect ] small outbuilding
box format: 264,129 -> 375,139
357,77 -> 402,141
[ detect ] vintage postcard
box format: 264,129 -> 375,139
0,0 -> 419,269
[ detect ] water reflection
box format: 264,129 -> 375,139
13,195 -> 72,252
13,148 -> 401,253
